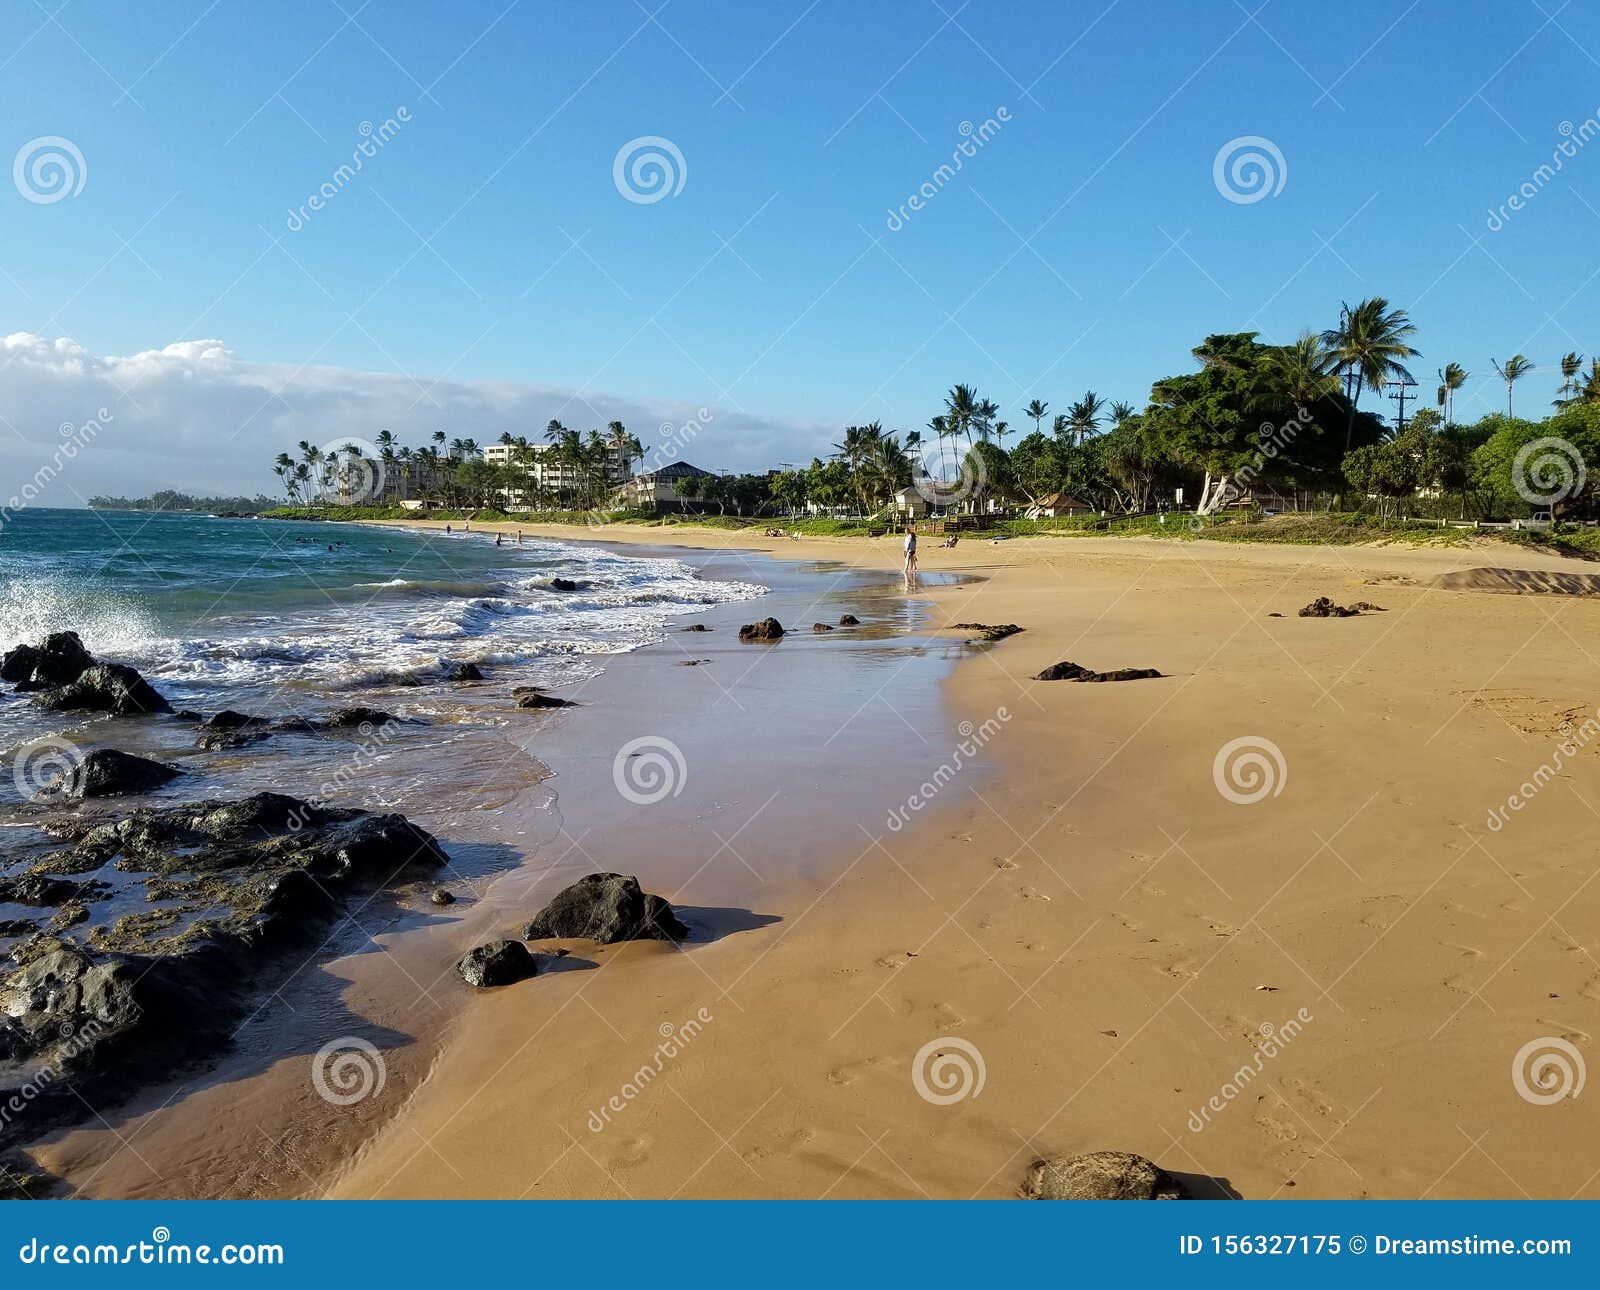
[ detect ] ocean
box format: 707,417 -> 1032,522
0,508 -> 767,719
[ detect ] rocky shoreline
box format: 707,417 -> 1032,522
0,629 -> 578,1172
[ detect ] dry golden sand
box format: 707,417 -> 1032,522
327,522 -> 1600,1199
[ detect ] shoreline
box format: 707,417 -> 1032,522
23,532 -> 964,1198
320,518 -> 1600,1199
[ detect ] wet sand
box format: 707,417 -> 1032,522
326,522 -> 1600,1199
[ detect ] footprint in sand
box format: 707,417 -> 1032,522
607,1136 -> 653,1169
1534,1019 -> 1591,1046
827,1054 -> 895,1086
995,858 -> 1020,871
1162,950 -> 1200,980
1580,977 -> 1600,1003
1442,942 -> 1486,994
1252,1094 -> 1301,1142
1018,885 -> 1052,902
933,1001 -> 966,1031
1203,916 -> 1236,938
1281,1076 -> 1339,1119
1115,911 -> 1145,931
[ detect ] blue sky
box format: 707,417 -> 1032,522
3,0 -> 1600,495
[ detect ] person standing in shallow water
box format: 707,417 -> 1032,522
903,520 -> 918,589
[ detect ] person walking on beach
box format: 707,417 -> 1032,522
903,520 -> 918,589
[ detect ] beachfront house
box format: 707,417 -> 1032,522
613,461 -> 715,512
893,487 -> 931,519
1025,491 -> 1094,519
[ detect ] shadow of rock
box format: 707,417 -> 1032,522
1168,1169 -> 1243,1199
675,905 -> 781,945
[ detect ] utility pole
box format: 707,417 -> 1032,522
1387,377 -> 1418,433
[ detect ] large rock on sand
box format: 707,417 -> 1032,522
2,631 -> 95,689
738,617 -> 785,642
457,939 -> 537,988
1034,661 -> 1163,683
33,663 -> 171,716
523,873 -> 687,944
66,748 -> 180,798
1022,1151 -> 1187,1200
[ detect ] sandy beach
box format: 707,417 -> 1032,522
257,519 -> 1600,1201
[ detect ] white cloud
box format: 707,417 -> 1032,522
0,332 -> 828,503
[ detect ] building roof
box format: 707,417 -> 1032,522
633,461 -> 713,481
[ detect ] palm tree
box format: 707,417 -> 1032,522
1321,298 -> 1420,452
274,452 -> 298,504
606,420 -> 634,482
1492,354 -> 1534,418
1066,391 -> 1104,446
1024,399 -> 1048,434
1435,362 -> 1467,428
1555,351 -> 1584,407
1258,333 -> 1339,411
1109,400 -> 1137,428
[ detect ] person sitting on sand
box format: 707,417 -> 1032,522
903,522 -> 918,588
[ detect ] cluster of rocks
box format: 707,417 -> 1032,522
1,631 -> 170,717
952,622 -> 1024,642
0,791 -> 448,1151
456,873 -> 687,989
1034,661 -> 1164,683
1297,597 -> 1386,618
